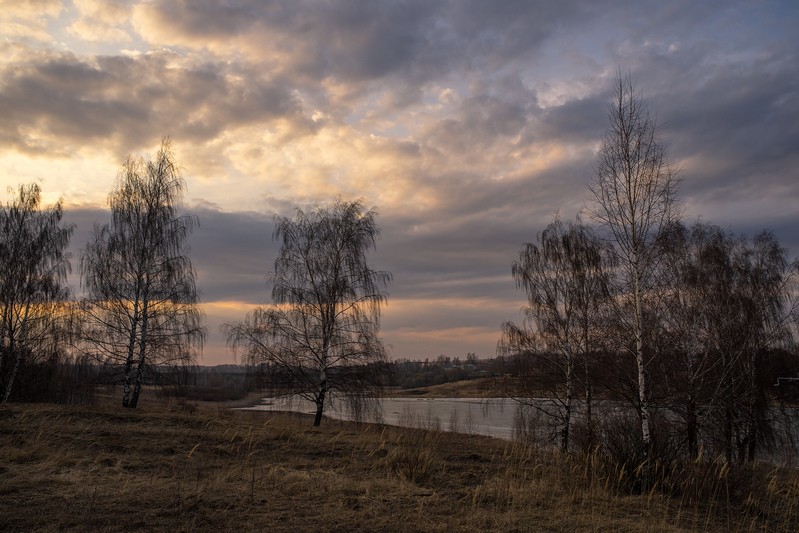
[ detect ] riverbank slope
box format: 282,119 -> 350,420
2,401 -> 797,532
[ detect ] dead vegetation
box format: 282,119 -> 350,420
1,401 -> 798,532
386,378 -> 494,398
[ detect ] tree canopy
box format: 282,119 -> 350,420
80,138 -> 204,408
227,199 -> 391,426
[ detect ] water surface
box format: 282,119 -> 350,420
243,396 -> 523,439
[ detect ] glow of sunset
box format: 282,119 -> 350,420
2,1 -> 797,363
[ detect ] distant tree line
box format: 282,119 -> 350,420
384,353 -> 495,389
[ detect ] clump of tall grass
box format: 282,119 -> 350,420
555,412 -> 799,530
385,445 -> 437,484
379,423 -> 444,486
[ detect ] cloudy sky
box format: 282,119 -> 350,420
2,0 -> 798,364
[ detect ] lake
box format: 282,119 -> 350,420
242,395 -> 799,466
242,396 -> 526,440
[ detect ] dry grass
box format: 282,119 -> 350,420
387,378 -> 494,398
1,401 -> 797,532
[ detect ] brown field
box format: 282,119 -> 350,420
386,378 -> 495,398
1,399 -> 798,532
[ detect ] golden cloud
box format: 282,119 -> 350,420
0,0 -> 60,44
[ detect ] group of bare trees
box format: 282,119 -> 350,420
1,139 -> 205,407
1,137 -> 390,416
500,73 -> 799,465
654,223 -> 799,463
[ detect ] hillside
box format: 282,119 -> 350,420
2,401 -> 798,532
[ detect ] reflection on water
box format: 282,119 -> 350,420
242,396 -> 799,466
242,396 -> 522,440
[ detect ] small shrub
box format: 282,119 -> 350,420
579,409 -> 684,494
385,445 -> 436,484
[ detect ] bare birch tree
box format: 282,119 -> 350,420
654,222 -> 744,460
80,139 -> 205,408
589,72 -> 679,457
657,224 -> 799,463
226,200 -> 391,426
499,218 -> 612,451
694,229 -> 799,463
737,231 -> 799,462
0,184 -> 73,402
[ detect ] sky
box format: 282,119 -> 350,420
1,0 -> 798,365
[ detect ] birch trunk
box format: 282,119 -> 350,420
584,358 -> 594,449
1,301 -> 31,403
313,387 -> 326,427
2,347 -> 20,403
562,351 -> 573,452
632,248 -> 652,456
129,292 -> 149,409
122,300 -> 140,408
686,391 -> 698,460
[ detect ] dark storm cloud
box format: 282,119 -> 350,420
659,53 -> 799,199
60,206 -> 109,295
63,201 -> 521,313
538,95 -> 607,145
136,0 -> 600,106
138,0 -> 267,38
377,198 -> 556,304
139,0 -> 447,81
4,0 -> 799,362
63,205 -> 277,303
599,24 -> 799,251
424,91 -> 534,154
188,207 -> 277,303
445,0 -> 596,61
0,49 -> 311,156
306,1 -> 445,82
